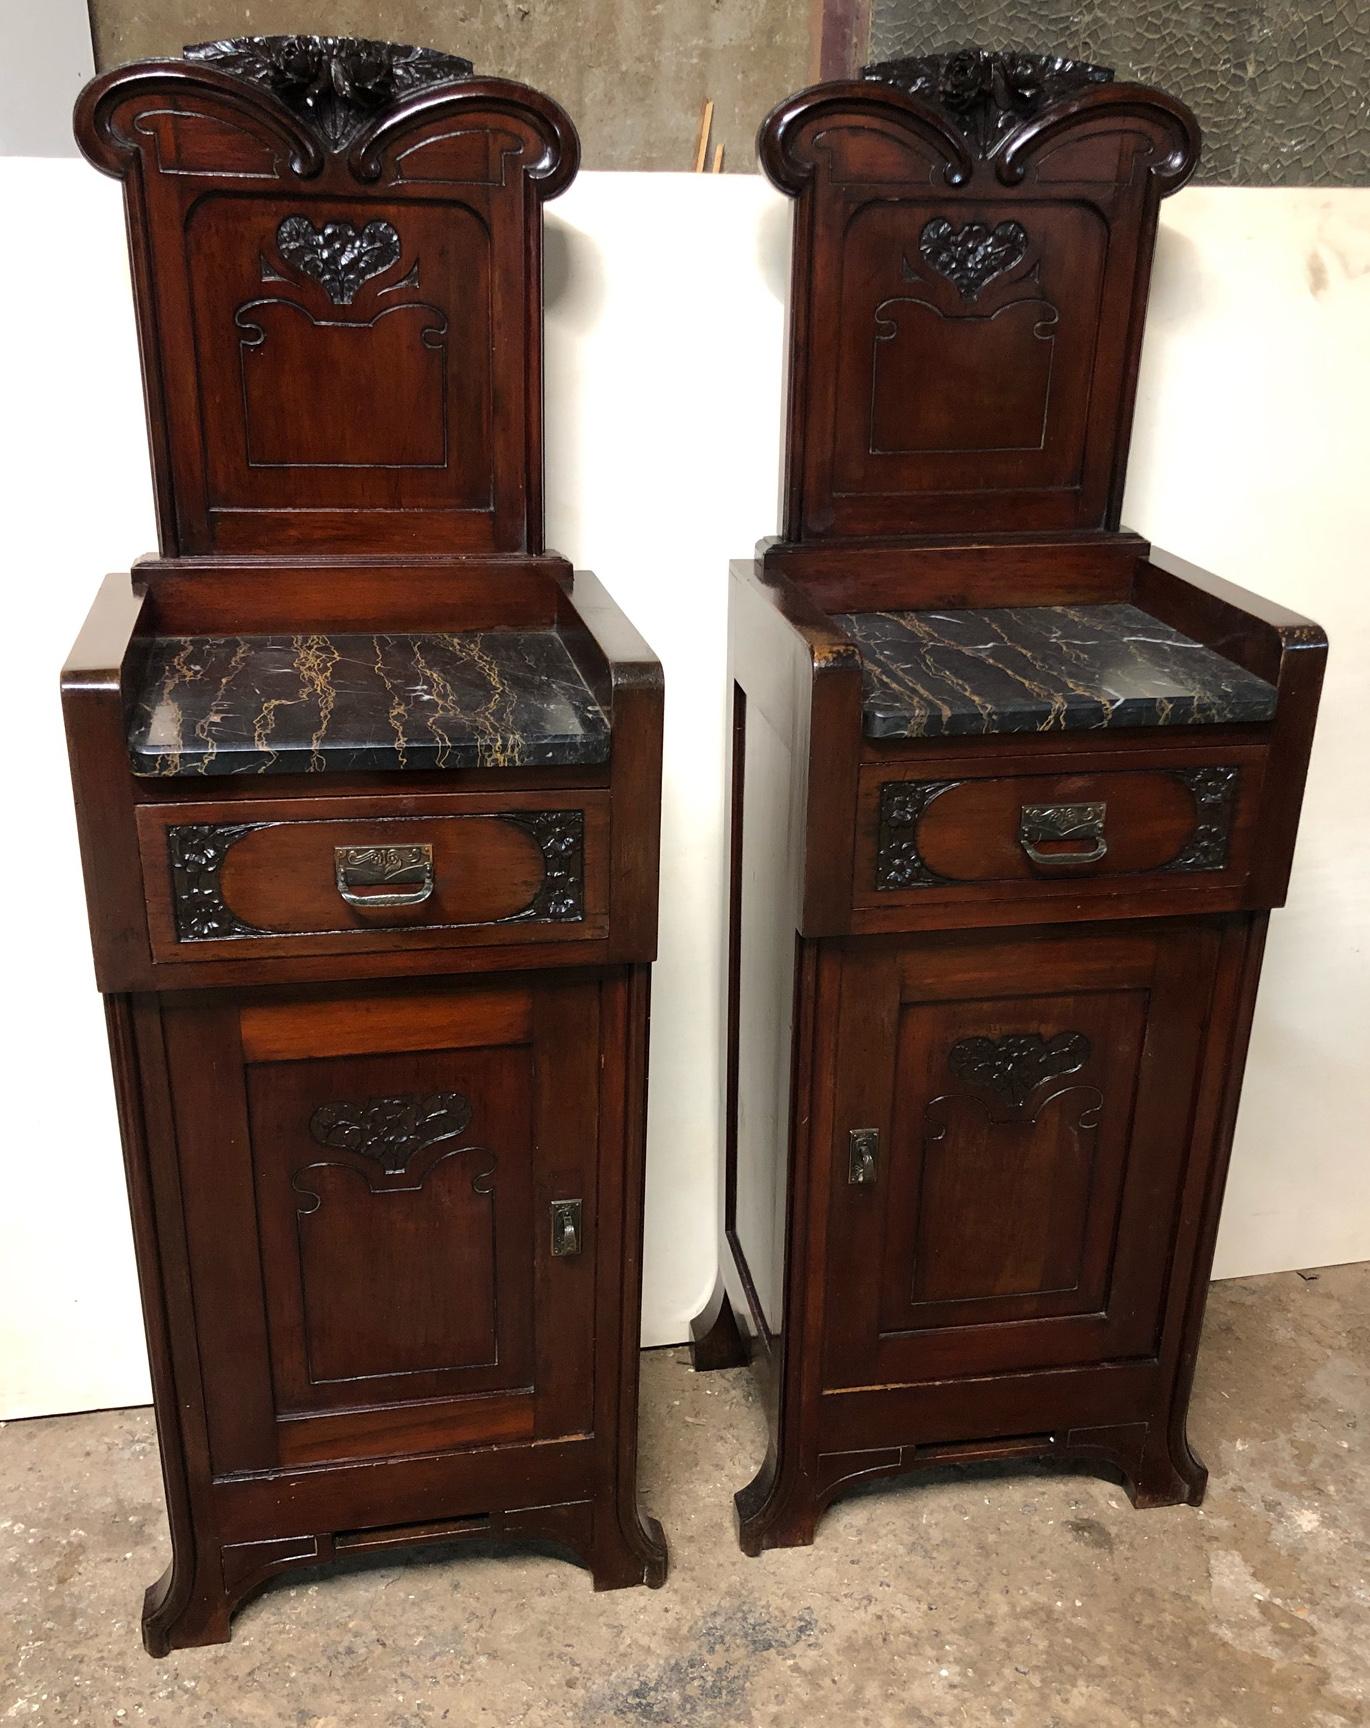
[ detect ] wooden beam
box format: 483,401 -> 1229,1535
809,0 -> 873,81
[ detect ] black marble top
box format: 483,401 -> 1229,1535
835,603 -> 1278,740
127,630 -> 611,776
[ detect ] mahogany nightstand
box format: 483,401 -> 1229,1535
66,36 -> 666,1653
691,50 -> 1326,1555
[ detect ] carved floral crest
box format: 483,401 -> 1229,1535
184,35 -> 474,148
862,48 -> 1113,156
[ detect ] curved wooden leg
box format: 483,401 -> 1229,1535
1124,1422 -> 1209,1509
734,1441 -> 819,1556
1065,1420 -> 1207,1510
141,1546 -> 231,1657
589,1497 -> 669,1590
689,1279 -> 748,1372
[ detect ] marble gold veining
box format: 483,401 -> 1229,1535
127,629 -> 612,776
836,603 -> 1279,739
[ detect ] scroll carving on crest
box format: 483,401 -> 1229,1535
861,48 -> 1114,157
184,35 -> 474,148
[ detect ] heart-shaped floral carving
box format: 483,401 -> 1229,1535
919,217 -> 1028,301
275,214 -> 401,306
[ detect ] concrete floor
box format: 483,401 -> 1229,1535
2,1264 -> 1366,1727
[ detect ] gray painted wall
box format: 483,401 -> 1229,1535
869,1 -> 1370,184
1,0 -> 95,154
85,1 -> 810,172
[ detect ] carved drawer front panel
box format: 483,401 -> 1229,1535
823,922 -> 1221,1390
136,791 -> 608,963
856,756 -> 1262,915
161,976 -> 598,1473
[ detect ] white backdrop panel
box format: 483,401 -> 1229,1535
1,163 -> 1364,1418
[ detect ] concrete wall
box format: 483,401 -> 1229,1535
868,2 -> 1370,184
85,0 -> 811,171
0,0 -> 93,155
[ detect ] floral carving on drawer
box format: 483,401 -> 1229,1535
168,823 -> 273,940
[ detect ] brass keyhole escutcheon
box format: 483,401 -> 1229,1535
848,1128 -> 879,1186
551,1198 -> 583,1257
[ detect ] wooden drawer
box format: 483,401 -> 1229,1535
854,753 -> 1264,915
136,791 -> 608,963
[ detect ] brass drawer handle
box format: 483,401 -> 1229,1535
334,844 -> 434,908
1019,802 -> 1108,870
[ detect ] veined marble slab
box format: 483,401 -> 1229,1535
836,602 -> 1278,739
127,629 -> 611,776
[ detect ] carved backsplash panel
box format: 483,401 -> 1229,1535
191,193 -> 489,501
76,41 -> 578,555
851,197 -> 1102,492
869,3 -> 1369,184
760,60 -> 1198,538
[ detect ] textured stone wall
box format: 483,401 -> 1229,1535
868,1 -> 1369,184
87,0 -> 809,172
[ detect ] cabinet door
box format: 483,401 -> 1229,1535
158,976 -> 597,1473
823,922 -> 1221,1389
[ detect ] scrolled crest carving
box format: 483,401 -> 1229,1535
861,48 -> 1113,157
184,35 -> 474,148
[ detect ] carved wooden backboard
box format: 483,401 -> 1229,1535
761,51 -> 1200,540
76,38 -> 579,557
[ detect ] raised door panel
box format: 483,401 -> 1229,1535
247,1042 -> 533,1414
822,922 -> 1220,1389
162,977 -> 597,1473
